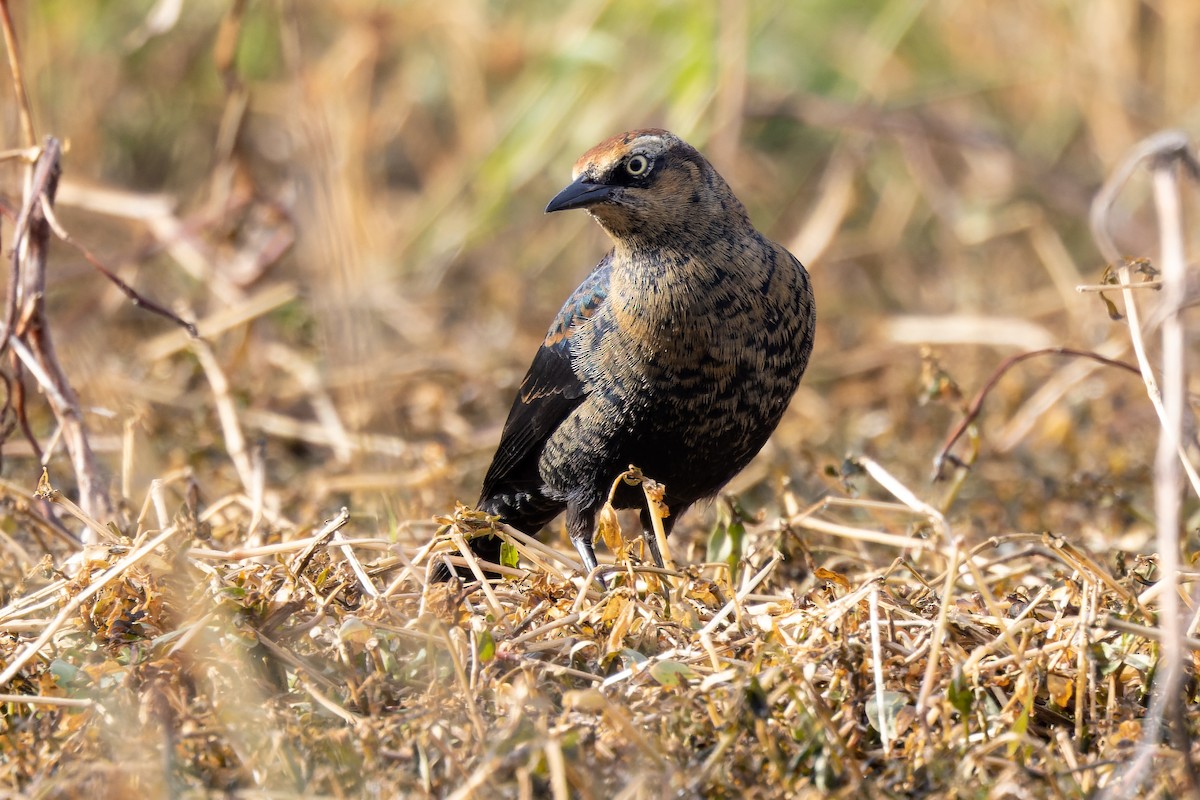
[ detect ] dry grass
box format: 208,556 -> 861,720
2,1 -> 1200,797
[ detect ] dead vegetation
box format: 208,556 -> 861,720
2,2 -> 1200,798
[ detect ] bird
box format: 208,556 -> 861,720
437,128 -> 815,584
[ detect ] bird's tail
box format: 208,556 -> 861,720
429,529 -> 503,583
428,495 -> 517,583
428,493 -> 559,582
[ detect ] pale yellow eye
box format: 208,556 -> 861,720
625,154 -> 650,176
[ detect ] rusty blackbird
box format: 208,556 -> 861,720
439,129 -> 815,582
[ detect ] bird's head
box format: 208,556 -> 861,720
546,129 -> 750,243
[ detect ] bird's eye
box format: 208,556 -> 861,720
625,154 -> 650,177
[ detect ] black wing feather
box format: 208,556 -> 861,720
480,254 -> 611,497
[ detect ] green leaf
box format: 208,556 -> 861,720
619,648 -> 649,670
48,659 -> 80,685
865,690 -> 911,740
477,628 -> 496,663
500,540 -> 519,569
1006,678 -> 1034,758
948,668 -> 972,718
649,661 -> 696,688
338,616 -> 371,645
707,519 -> 745,583
707,521 -> 729,563
1092,639 -> 1152,676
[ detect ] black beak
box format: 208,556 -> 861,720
545,176 -> 613,213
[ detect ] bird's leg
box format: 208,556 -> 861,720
638,506 -> 671,569
644,534 -> 664,569
566,503 -> 605,588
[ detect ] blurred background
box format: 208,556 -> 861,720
5,0 -> 1199,557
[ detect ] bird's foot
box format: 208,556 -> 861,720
572,537 -> 607,589
643,530 -> 666,569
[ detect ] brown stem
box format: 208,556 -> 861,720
0,0 -> 35,148
38,199 -> 198,337
933,347 -> 1141,481
8,350 -> 39,463
15,138 -> 112,524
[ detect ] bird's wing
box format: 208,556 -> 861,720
480,254 -> 612,495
